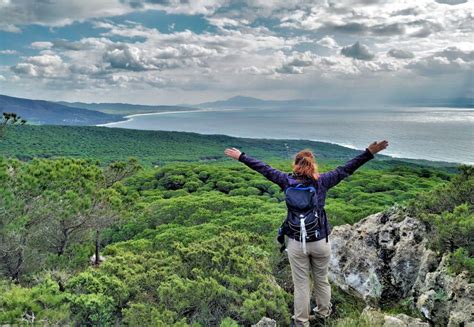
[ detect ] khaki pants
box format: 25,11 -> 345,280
287,237 -> 332,327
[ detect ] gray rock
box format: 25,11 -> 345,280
329,212 -> 427,304
251,317 -> 277,327
362,306 -> 429,327
413,255 -> 474,326
329,211 -> 474,326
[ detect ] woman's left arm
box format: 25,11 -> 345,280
224,147 -> 288,189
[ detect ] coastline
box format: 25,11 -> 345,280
99,125 -> 467,166
95,108 -> 473,166
97,108 -> 244,127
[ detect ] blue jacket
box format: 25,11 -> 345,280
238,149 -> 374,240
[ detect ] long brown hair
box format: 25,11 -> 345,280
293,149 -> 320,180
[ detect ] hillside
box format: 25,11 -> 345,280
0,125 -> 458,170
0,94 -> 123,125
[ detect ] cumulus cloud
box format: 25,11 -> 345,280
329,22 -> 406,36
387,48 -> 415,59
102,43 -> 217,71
408,20 -> 444,38
0,0 -> 133,28
433,46 -> 474,61
11,54 -> 67,78
407,56 -> 468,75
406,46 -> 474,75
3,0 -> 474,103
119,0 -> 225,14
274,51 -> 316,74
9,20 -> 302,93
341,42 -> 375,60
316,36 -> 339,49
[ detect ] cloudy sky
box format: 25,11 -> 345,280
0,0 -> 472,105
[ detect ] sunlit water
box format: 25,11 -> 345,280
101,106 -> 474,164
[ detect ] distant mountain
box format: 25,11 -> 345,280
58,101 -> 195,115
194,96 -> 318,109
0,94 -> 123,125
194,95 -> 474,109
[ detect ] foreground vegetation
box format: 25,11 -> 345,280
0,124 -> 471,326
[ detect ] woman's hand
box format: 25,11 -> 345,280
224,147 -> 242,160
367,140 -> 389,154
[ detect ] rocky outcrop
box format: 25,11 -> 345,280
413,255 -> 473,326
329,211 -> 473,326
361,306 -> 429,327
329,212 -> 428,304
251,317 -> 277,327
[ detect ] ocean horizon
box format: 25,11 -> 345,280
101,106 -> 474,165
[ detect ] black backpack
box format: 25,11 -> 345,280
277,182 -> 326,253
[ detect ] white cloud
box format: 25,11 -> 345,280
31,41 -> 54,49
3,0 -> 473,103
316,36 -> 339,49
11,54 -> 67,78
406,46 -> 474,75
273,51 -> 318,75
0,49 -> 18,55
0,23 -> 21,33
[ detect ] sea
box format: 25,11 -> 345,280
100,106 -> 474,165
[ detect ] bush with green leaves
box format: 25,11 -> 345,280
408,165 -> 473,279
0,278 -> 69,325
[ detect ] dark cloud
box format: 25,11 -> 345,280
433,47 -> 474,62
274,52 -> 315,75
390,7 -> 420,16
434,0 -> 467,5
103,45 -> 168,71
330,22 -> 405,36
410,25 -> 433,37
52,39 -> 86,51
387,49 -> 415,59
275,65 -> 303,74
371,23 -> 405,36
332,22 -> 368,34
408,20 -> 444,38
119,0 -> 182,9
341,41 -> 375,60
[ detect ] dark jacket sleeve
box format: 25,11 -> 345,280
319,148 -> 374,190
238,153 -> 289,190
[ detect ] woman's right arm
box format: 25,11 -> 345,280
319,140 -> 388,190
224,148 -> 288,189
